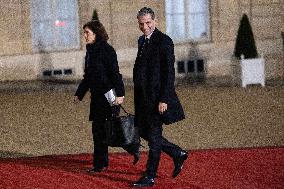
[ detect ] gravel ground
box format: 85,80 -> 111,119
0,83 -> 283,158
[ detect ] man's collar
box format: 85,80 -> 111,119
145,28 -> 155,39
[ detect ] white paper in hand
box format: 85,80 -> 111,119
104,88 -> 116,105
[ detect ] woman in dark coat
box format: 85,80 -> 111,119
74,20 -> 139,173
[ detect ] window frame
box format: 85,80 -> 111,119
29,0 -> 80,52
165,0 -> 211,43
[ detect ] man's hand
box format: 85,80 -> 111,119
113,96 -> 124,105
158,102 -> 167,114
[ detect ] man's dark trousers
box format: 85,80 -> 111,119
138,109 -> 182,178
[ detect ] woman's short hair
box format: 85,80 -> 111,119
83,20 -> 109,41
137,7 -> 155,20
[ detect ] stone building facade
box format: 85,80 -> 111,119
0,0 -> 283,83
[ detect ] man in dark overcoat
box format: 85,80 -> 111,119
132,7 -> 189,187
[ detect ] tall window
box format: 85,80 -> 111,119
30,0 -> 80,52
166,0 -> 209,42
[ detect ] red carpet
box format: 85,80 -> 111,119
0,147 -> 283,189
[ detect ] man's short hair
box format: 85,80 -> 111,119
137,7 -> 155,20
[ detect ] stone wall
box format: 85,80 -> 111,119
0,0 -> 283,82
0,0 -> 32,56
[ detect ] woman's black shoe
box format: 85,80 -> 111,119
87,166 -> 107,173
123,143 -> 141,165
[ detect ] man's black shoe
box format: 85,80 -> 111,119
172,150 -> 188,178
133,176 -> 155,187
87,166 -> 107,173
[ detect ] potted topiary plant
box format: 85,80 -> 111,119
92,9 -> 99,21
233,14 -> 265,87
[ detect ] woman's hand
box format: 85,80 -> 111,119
158,102 -> 168,114
113,96 -> 124,105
